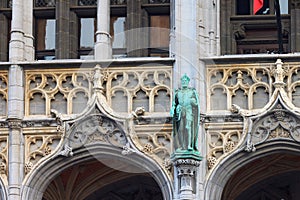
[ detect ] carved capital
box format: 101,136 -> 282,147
7,119 -> 22,129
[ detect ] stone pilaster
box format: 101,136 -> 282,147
9,0 -> 34,62
7,65 -> 24,200
170,0 -> 199,88
9,0 -> 24,62
23,0 -> 34,61
172,158 -> 201,200
95,0 -> 112,59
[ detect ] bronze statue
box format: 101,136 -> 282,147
170,74 -> 200,153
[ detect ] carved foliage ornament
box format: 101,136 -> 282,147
59,114 -> 128,156
25,134 -> 61,174
0,71 -> 8,116
247,104 -> 300,151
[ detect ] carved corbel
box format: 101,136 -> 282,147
291,0 -> 300,9
173,159 -> 201,200
50,109 -> 64,133
233,24 -> 246,40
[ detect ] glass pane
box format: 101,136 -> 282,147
36,19 -> 56,50
279,0 -> 288,14
80,18 -> 96,48
236,0 -> 250,15
150,15 -> 170,48
111,17 -> 126,49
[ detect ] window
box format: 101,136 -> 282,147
79,17 -> 96,59
34,1 -> 56,60
143,1 -> 170,57
0,2 -> 11,61
236,0 -> 289,15
149,15 -> 169,57
35,19 -> 56,60
111,16 -> 126,58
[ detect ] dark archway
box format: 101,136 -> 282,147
22,144 -> 172,200
235,171 -> 300,200
85,174 -> 163,200
222,152 -> 300,200
204,141 -> 300,200
43,160 -> 163,200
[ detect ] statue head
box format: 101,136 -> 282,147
180,74 -> 190,88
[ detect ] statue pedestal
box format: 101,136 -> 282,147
171,153 -> 202,200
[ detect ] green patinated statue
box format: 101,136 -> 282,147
170,74 -> 200,155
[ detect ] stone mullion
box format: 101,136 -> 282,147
56,0 -> 70,59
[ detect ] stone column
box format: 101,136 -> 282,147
170,0 -> 199,88
95,0 -> 112,59
7,65 -> 24,200
9,0 -> 24,62
172,159 -> 201,200
23,0 -> 34,61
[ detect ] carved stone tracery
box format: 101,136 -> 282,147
59,112 -> 129,157
248,104 -> 300,148
0,71 -> 8,116
25,69 -> 92,116
206,60 -> 300,171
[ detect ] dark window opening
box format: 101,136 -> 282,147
236,0 -> 250,15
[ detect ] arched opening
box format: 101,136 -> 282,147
22,144 -> 172,200
205,141 -> 300,200
42,159 -> 163,200
222,152 -> 300,200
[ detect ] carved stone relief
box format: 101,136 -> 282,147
206,122 -> 244,170
25,69 -> 92,116
0,134 -> 8,185
103,66 -> 172,113
131,122 -> 172,175
245,103 -> 300,152
206,60 -> 300,172
0,71 -> 8,117
24,132 -> 62,174
208,61 -> 300,113
207,65 -> 272,111
59,112 -> 129,157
